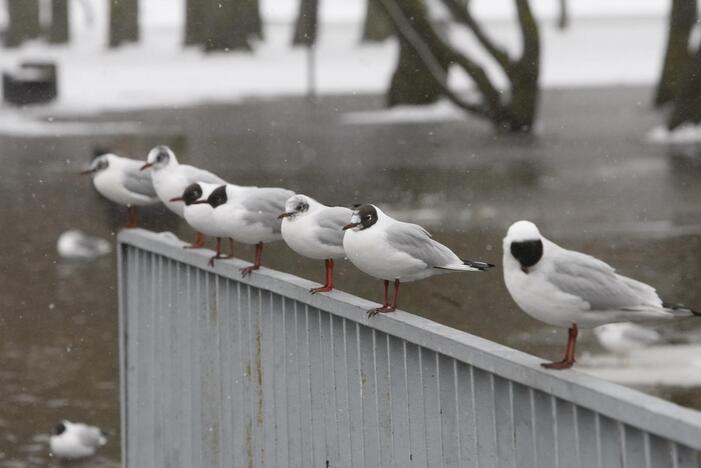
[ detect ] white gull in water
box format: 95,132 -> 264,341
342,204 -> 493,317
49,420 -> 106,460
279,194 -> 353,294
502,220 -> 699,370
57,230 -> 111,260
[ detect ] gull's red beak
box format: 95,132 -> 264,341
277,212 -> 292,219
169,197 -> 184,202
79,169 -> 93,175
140,162 -> 153,171
342,222 -> 359,231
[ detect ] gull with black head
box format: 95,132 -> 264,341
503,220 -> 699,370
49,420 -> 106,460
140,145 -> 226,248
279,194 -> 353,293
343,204 -> 494,317
170,182 -> 235,266
194,183 -> 295,276
81,149 -> 159,228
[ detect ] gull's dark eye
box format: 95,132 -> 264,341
296,204 -> 302,211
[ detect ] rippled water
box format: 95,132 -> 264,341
1,86 -> 700,466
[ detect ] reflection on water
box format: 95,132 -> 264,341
1,87 -> 700,466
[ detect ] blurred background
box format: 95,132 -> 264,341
1,0 -> 701,466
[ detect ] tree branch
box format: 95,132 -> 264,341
440,0 -> 513,72
378,0 -> 504,119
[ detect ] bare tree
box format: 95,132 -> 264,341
668,39 -> 701,129
48,0 -> 70,44
5,0 -> 41,48
109,0 -> 139,48
292,0 -> 319,46
361,0 -> 393,42
655,0 -> 697,107
556,0 -> 569,30
244,0 -> 264,40
202,0 -> 254,51
380,0 -> 541,132
184,0 -> 205,46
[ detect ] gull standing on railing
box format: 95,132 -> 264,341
81,151 -> 159,228
279,194 -> 353,293
194,184 -> 295,276
170,182 -> 234,266
502,220 -> 699,369
140,145 -> 226,248
343,204 -> 494,317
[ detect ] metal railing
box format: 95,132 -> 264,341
117,229 -> 701,468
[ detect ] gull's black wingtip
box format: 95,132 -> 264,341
663,302 -> 701,316
462,259 -> 496,271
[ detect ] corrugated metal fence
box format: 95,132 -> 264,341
118,229 -> 701,468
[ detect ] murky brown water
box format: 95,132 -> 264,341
1,86 -> 700,466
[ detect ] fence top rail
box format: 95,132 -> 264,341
118,228 -> 701,449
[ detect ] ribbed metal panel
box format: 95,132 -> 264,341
118,230 -> 701,468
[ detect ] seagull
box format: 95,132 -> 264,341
279,194 -> 353,293
502,220 -> 699,370
194,184 -> 295,276
342,204 -> 494,317
594,322 -> 661,355
49,420 -> 106,460
81,151 -> 159,228
140,145 -> 226,248
57,230 -> 111,260
170,182 -> 234,266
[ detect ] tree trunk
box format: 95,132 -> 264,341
202,0 -> 252,52
668,43 -> 701,129
244,0 -> 264,40
361,0 -> 393,42
292,0 -> 319,46
5,0 -> 41,48
655,0 -> 697,107
184,0 -> 205,45
504,0 -> 540,132
109,0 -> 139,48
383,0 -> 450,107
48,0 -> 70,44
556,0 -> 569,30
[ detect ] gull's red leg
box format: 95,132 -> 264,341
542,324 -> 578,370
223,238 -> 235,259
368,279 -> 395,317
310,258 -> 334,294
241,242 -> 264,277
208,237 -> 224,267
184,232 -> 206,249
125,206 -> 138,228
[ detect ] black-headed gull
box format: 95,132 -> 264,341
503,220 -> 699,369
140,145 -> 226,247
279,194 -> 353,293
342,204 -> 494,317
171,182 -> 234,266
49,420 -> 106,460
81,152 -> 158,228
194,184 -> 295,276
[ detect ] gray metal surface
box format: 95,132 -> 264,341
118,229 -> 701,468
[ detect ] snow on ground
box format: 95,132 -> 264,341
0,0 -> 671,117
647,124 -> 701,146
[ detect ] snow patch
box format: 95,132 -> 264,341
341,100 -> 465,125
646,124 -> 701,145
